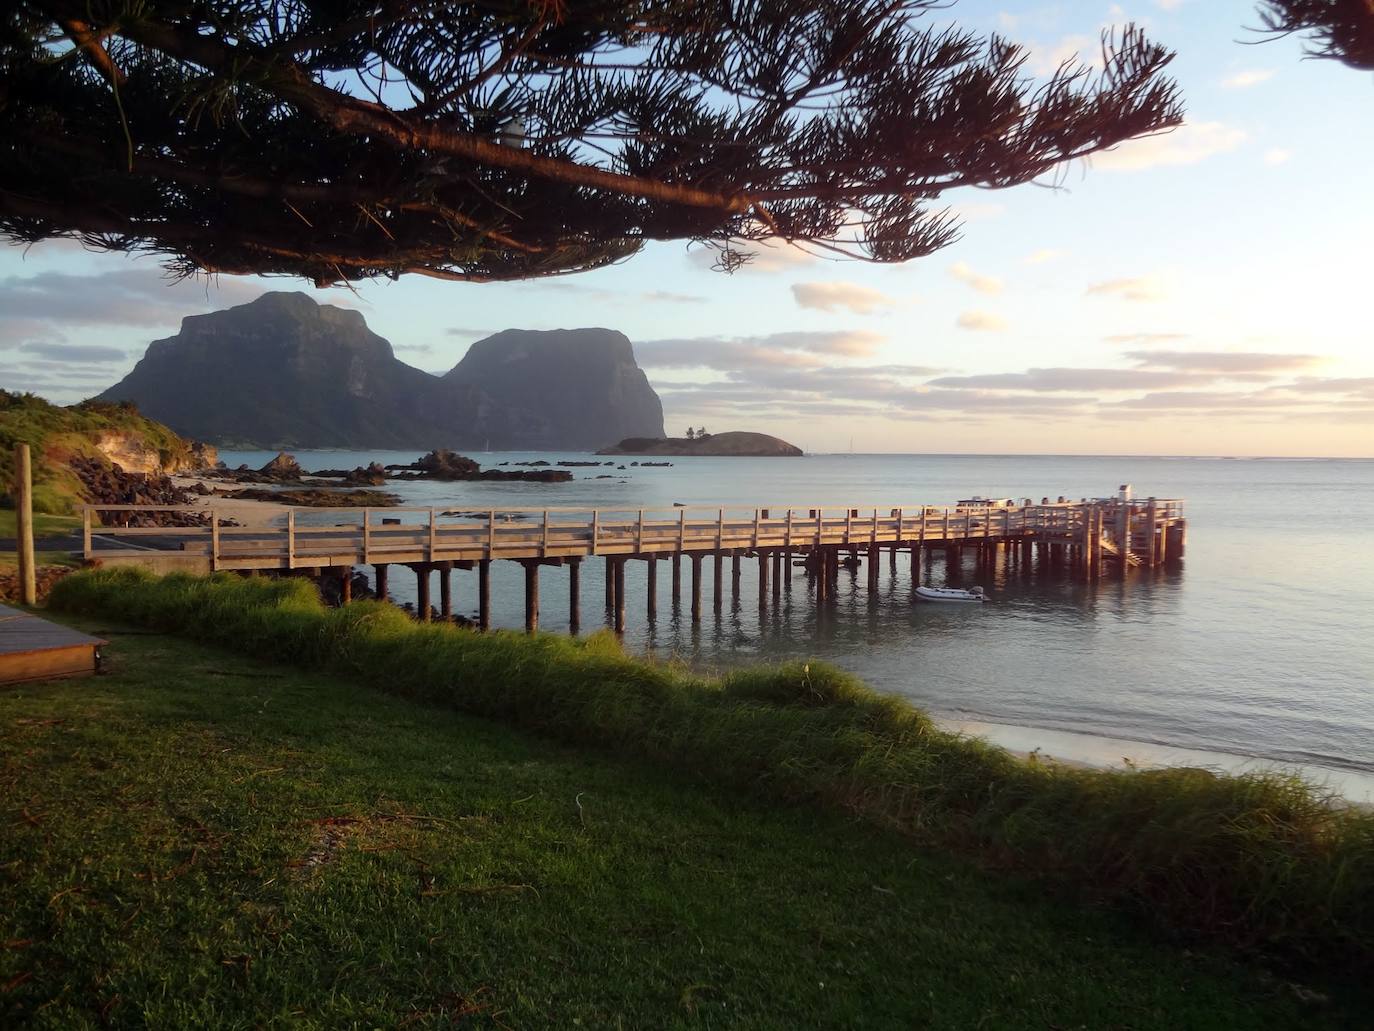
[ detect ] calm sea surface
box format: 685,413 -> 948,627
217,451 -> 1374,775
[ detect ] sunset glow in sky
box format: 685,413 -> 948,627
3,0 -> 1372,457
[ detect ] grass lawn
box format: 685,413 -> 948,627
1,619 -> 1360,1029
0,510 -> 83,540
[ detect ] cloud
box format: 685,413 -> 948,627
18,341 -> 128,362
393,343 -> 434,354
949,262 -> 1003,295
1028,34 -> 1100,77
642,290 -> 707,303
1024,249 -> 1065,265
637,329 -> 885,372
1091,122 -> 1247,172
1127,351 -> 1325,373
446,327 -> 492,337
791,281 -> 898,314
0,268 -> 262,328
1222,69 -> 1274,89
946,201 -> 1005,222
686,240 -> 817,273
1103,332 -> 1190,345
928,368 -> 1197,392
956,311 -> 1007,332
1264,148 -> 1292,166
545,283 -> 706,304
1086,277 -> 1166,302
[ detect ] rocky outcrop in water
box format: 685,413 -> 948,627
598,431 -> 803,457
386,449 -> 572,483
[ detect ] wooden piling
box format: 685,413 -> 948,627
690,554 -> 702,622
13,444 -> 35,606
614,558 -> 626,633
758,551 -> 769,607
374,563 -> 389,602
339,566 -> 353,605
439,563 -> 452,618
605,556 -> 616,609
731,553 -> 741,601
569,558 -> 581,634
524,561 -> 540,633
867,543 -> 879,593
478,559 -> 491,631
672,553 -> 681,606
415,565 -> 431,622
713,553 -> 724,613
1145,498 -> 1158,569
646,556 -> 657,620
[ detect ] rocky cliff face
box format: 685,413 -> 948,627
97,292 -> 449,448
443,329 -> 664,450
94,431 -> 216,475
97,293 -> 664,450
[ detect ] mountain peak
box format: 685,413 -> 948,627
97,302 -> 664,449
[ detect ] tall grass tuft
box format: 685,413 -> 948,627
50,568 -> 1374,970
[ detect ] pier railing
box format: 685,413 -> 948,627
81,498 -> 1185,571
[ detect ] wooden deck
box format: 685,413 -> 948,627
82,498 -> 1186,572
0,603 -> 106,686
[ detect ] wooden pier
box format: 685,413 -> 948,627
81,492 -> 1185,634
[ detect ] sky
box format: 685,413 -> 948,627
2,0 -> 1372,457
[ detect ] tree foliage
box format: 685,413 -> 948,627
0,2 -> 1182,285
1257,1 -> 1374,70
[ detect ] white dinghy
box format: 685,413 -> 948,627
915,585 -> 986,604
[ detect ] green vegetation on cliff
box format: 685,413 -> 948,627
3,611 -> 1362,1027
0,391 -> 209,514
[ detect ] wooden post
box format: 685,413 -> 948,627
713,552 -> 724,613
867,543 -> 879,593
772,549 -> 782,604
672,552 -> 682,605
415,564 -> 431,621
614,558 -> 626,633
524,561 -> 539,633
374,563 -> 389,602
13,444 -> 36,606
286,509 -> 296,568
428,507 -> 437,560
478,559 -> 491,630
82,504 -> 93,563
605,555 -> 616,609
731,553 -> 741,600
209,508 -> 219,571
1145,498 -> 1158,569
487,509 -> 496,559
690,554 -> 702,622
758,551 -> 768,607
439,563 -> 452,618
569,558 -> 582,634
646,556 -> 657,620
362,508 -> 371,564
784,547 -> 792,585
1117,501 -> 1131,569
339,566 -> 353,605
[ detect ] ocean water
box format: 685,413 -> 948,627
216,450 -> 1374,776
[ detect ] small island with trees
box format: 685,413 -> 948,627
597,429 -> 803,457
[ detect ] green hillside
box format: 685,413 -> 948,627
0,390 -> 206,514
